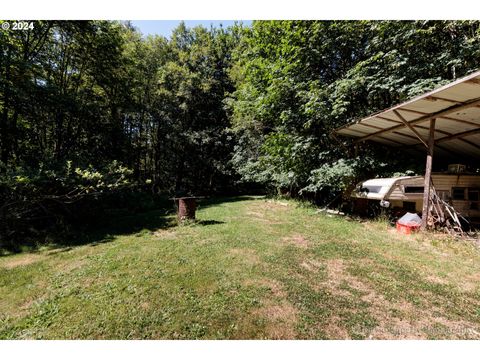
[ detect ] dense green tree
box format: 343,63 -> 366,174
0,20 -> 242,248
2,20 -> 480,249
152,23 -> 241,194
228,20 -> 480,199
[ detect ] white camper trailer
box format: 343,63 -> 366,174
352,172 -> 480,218
334,70 -> 480,229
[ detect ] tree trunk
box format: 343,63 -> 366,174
0,47 -> 12,170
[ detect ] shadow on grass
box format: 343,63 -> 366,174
79,195 -> 261,244
67,209 -> 177,247
195,220 -> 225,226
1,195 -> 260,256
69,196 -> 256,246
0,208 -> 176,256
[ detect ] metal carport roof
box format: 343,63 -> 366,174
334,69 -> 480,229
334,70 -> 480,160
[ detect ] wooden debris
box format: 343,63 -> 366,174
427,182 -> 470,237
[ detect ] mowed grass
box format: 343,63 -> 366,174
1,196 -> 480,339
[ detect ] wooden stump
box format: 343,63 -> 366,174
176,197 -> 197,221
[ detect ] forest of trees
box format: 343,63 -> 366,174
2,20 -> 480,249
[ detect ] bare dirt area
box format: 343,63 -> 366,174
243,277 -> 299,339
320,258 -> 480,339
283,234 -> 310,248
1,254 -> 44,270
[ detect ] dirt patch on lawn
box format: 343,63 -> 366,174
326,274 -> 420,337
420,266 -> 480,293
153,229 -> 177,239
319,258 -> 480,339
323,316 -> 350,339
367,311 -> 480,339
241,275 -> 298,339
283,234 -> 309,249
253,300 -> 298,339
265,200 -> 289,208
19,297 -> 39,311
324,259 -> 371,294
299,258 -> 323,273
460,273 -> 480,292
245,201 -> 290,225
1,254 -> 44,270
245,210 -> 284,225
246,210 -> 267,220
140,301 -> 151,310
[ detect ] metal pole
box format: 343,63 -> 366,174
421,118 -> 436,230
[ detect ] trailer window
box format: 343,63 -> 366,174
452,187 -> 466,200
360,185 -> 382,194
404,186 -> 424,194
468,189 -> 479,210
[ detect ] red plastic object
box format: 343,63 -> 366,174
396,221 -> 420,235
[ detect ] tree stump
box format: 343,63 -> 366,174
175,197 -> 197,221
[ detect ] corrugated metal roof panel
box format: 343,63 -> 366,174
334,70 -> 480,159
442,140 -> 480,157
386,109 -> 421,121
377,133 -> 419,144
435,81 -> 480,102
434,118 -> 476,133
447,106 -> 480,122
362,117 -> 399,127
403,99 -> 451,113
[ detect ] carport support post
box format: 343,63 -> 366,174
421,118 -> 436,230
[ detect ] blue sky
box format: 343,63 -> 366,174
131,20 -> 252,38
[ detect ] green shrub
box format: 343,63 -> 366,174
0,161 -> 161,251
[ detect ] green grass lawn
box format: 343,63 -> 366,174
1,196 -> 480,339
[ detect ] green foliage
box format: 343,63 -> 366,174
0,161 -> 138,251
302,159 -> 358,194
1,160 -> 133,197
0,20 -> 245,248
2,20 -> 480,248
0,20 -> 243,194
228,20 -> 480,199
